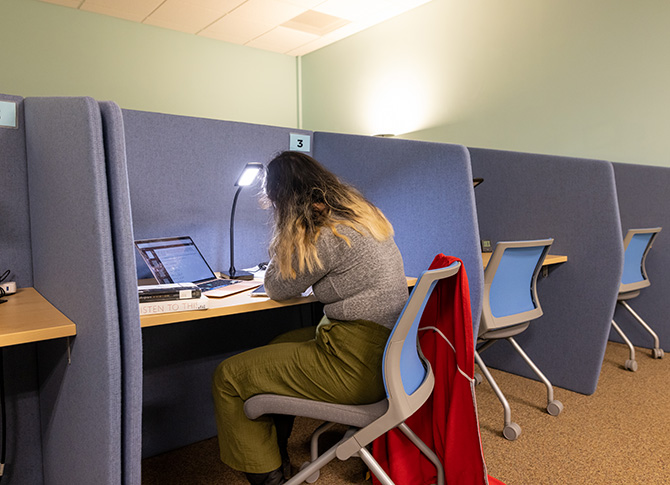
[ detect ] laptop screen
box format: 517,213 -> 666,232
135,236 -> 217,284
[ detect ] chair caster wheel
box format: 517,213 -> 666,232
299,462 -> 320,484
652,348 -> 664,359
474,372 -> 483,386
624,359 -> 638,372
547,400 -> 563,416
502,422 -> 521,441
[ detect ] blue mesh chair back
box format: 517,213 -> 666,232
620,228 -> 661,292
383,263 -> 459,397
480,239 -> 553,334
489,246 -> 545,318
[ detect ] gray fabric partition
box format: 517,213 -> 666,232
312,133 -> 484,337
0,94 -> 32,287
469,148 -> 623,395
24,97 -> 122,484
99,102 -> 143,485
612,162 -> 670,352
121,109 -> 316,458
123,109 -> 311,278
0,94 -> 45,484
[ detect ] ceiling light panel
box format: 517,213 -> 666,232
247,25 -> 318,53
286,20 -> 359,55
282,10 -> 349,36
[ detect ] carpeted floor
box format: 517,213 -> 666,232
142,341 -> 669,484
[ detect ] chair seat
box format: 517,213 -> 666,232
479,321 -> 530,340
617,290 -> 640,301
244,394 -> 389,429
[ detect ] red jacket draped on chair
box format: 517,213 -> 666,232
372,254 -> 503,485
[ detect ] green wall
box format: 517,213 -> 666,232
5,0 -> 670,167
0,0 -> 298,127
301,0 -> 670,167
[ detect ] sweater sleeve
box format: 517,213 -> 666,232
264,236 -> 332,301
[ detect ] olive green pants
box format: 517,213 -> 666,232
211,317 -> 391,474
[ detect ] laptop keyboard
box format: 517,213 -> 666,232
198,279 -> 241,291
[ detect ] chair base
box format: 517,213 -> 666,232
244,394 -> 445,485
612,300 -> 664,372
475,336 -> 562,440
286,422 -> 444,485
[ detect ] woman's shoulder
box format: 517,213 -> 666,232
320,221 -> 367,241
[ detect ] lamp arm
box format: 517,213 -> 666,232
228,186 -> 243,277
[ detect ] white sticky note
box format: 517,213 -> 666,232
0,101 -> 17,129
289,133 -> 311,152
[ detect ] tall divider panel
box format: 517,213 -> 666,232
99,101 -> 143,485
612,163 -> 670,352
470,148 -> 623,395
0,93 -> 32,287
25,97 -> 122,484
0,93 -> 45,484
312,133 -> 484,337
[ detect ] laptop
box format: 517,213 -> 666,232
134,236 -> 260,298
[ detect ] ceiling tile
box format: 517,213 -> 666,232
279,0 -> 326,8
80,0 -> 164,22
37,0 -> 434,56
40,0 -> 82,7
226,0 -> 306,28
144,0 -> 226,34
286,36 -> 334,56
185,0 -> 246,10
312,0 -> 377,22
201,16 -> 272,44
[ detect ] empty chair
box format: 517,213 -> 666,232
243,261 -> 462,485
475,239 -> 563,441
611,227 -> 664,372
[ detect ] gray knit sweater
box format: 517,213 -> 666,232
264,224 -> 408,329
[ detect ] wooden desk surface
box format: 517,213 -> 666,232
0,288 -> 77,347
140,276 -> 419,328
139,254 -> 569,329
482,252 -> 567,268
0,255 -> 569,341
140,290 -> 318,328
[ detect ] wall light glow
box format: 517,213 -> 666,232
362,69 -> 433,136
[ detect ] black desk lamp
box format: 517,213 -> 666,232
223,162 -> 263,280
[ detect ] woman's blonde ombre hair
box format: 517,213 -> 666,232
263,151 -> 393,279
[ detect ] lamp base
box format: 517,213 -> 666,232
221,270 -> 255,281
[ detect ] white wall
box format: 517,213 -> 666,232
301,0 -> 670,167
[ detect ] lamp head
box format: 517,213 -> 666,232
235,162 -> 263,187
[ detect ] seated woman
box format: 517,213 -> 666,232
212,150 -> 408,485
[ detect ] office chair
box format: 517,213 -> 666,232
611,227 -> 664,372
474,239 -> 563,441
244,262 -> 462,485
